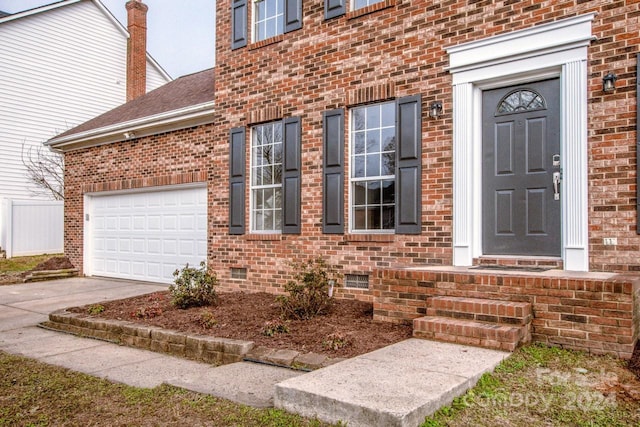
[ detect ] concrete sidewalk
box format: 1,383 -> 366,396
0,277 -> 302,407
0,277 -> 509,426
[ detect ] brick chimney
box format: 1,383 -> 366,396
125,0 -> 148,102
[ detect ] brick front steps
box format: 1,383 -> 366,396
41,309 -> 344,370
413,297 -> 532,351
373,267 -> 640,358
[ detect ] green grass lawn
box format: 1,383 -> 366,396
422,343 -> 640,427
0,351 -> 331,427
1,344 -> 638,426
0,254 -> 58,273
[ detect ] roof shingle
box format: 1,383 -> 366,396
55,67 -> 214,139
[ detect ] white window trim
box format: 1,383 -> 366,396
252,0 -> 284,43
249,123 -> 283,234
348,102 -> 396,234
352,0 -> 385,12
446,13 -> 595,272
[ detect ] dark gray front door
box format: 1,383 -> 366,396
482,79 -> 561,256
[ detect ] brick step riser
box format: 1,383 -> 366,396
426,297 -> 532,327
425,308 -> 530,326
413,317 -> 530,352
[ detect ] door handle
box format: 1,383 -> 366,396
553,172 -> 561,200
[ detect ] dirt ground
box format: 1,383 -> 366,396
71,291 -> 413,358
0,256 -> 74,285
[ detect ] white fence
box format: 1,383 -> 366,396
0,198 -> 64,258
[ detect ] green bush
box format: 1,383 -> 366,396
277,258 -> 339,320
169,261 -> 218,309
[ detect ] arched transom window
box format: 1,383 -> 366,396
496,89 -> 546,115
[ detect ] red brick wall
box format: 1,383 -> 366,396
64,1 -> 639,293
211,0 -> 639,281
372,268 -> 640,358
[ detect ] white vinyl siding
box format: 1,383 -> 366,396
86,186 -> 207,284
0,1 -> 169,200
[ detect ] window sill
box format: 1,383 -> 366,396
344,234 -> 395,243
248,34 -> 284,51
244,234 -> 282,241
347,0 -> 396,20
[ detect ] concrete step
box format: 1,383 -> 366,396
413,316 -> 529,352
275,339 -> 508,427
426,296 -> 531,325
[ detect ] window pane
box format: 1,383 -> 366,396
354,132 -> 365,154
253,166 -> 262,186
366,154 -> 380,177
381,128 -> 395,151
367,206 -> 381,229
273,163 -> 282,184
274,187 -> 282,210
274,209 -> 282,230
264,187 -> 274,208
366,130 -> 380,153
354,0 -> 367,10
266,0 -> 276,17
353,207 -> 366,229
381,152 -> 395,176
382,179 -> 395,204
382,206 -> 395,229
381,102 -> 395,127
353,155 -> 365,178
256,1 -> 265,21
367,181 -> 381,204
366,105 -> 380,128
255,188 -> 264,209
353,108 -> 365,131
254,211 -> 264,230
264,210 -> 274,231
354,182 -> 366,206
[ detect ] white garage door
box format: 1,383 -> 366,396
87,186 -> 207,284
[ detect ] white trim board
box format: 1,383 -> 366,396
446,13 -> 594,272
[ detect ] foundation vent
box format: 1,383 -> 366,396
344,274 -> 369,289
230,267 -> 247,280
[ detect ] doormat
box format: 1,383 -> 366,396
470,265 -> 555,273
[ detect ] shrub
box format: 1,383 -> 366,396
87,304 -> 105,315
262,320 -> 290,337
197,310 -> 217,329
169,261 -> 218,309
277,258 -> 339,320
322,332 -> 350,351
130,305 -> 162,319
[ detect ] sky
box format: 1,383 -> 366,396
0,0 -> 216,78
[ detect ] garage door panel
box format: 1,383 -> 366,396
89,187 -> 207,284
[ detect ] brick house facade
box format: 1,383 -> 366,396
51,0 -> 639,357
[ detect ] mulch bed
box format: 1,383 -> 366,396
32,256 -> 74,271
70,291 -> 413,358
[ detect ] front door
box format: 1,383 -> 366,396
482,79 -> 561,256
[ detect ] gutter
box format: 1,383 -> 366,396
46,101 -> 215,152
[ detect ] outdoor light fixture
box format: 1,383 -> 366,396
123,131 -> 136,140
602,72 -> 617,93
429,101 -> 443,119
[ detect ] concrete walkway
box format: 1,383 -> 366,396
0,277 -> 301,407
0,277 -> 509,426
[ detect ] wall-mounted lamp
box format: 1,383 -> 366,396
602,72 -> 617,93
123,131 -> 136,140
429,101 -> 443,119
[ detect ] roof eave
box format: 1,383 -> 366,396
46,101 -> 215,152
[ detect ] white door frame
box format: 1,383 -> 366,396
446,13 -> 595,271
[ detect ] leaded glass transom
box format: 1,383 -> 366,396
496,89 -> 546,115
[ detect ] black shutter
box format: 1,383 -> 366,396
322,109 -> 344,233
395,95 -> 422,234
229,127 -> 246,234
283,117 -> 301,234
231,0 -> 247,50
325,0 -> 346,19
284,0 -> 303,33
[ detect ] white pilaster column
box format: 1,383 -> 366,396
562,59 -> 589,271
452,82 -> 474,266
